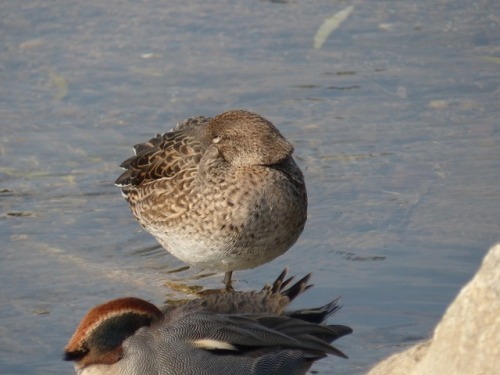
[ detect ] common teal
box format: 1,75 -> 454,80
64,270 -> 352,374
116,110 -> 307,290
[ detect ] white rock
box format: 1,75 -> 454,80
368,243 -> 500,375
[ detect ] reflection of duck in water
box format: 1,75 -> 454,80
64,269 -> 352,374
116,110 -> 307,290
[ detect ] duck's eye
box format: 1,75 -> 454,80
212,136 -> 221,144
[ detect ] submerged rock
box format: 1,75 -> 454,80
368,243 -> 500,375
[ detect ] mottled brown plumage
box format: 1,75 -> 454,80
162,268 -> 313,316
116,110 -> 307,289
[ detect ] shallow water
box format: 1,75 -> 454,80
1,1 -> 499,374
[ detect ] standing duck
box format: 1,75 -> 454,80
116,110 -> 307,290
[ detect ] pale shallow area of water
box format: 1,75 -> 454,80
1,1 -> 499,374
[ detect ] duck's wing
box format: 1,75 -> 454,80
143,309 -> 352,375
165,310 -> 350,359
115,116 -> 211,189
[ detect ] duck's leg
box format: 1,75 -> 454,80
224,271 -> 234,291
